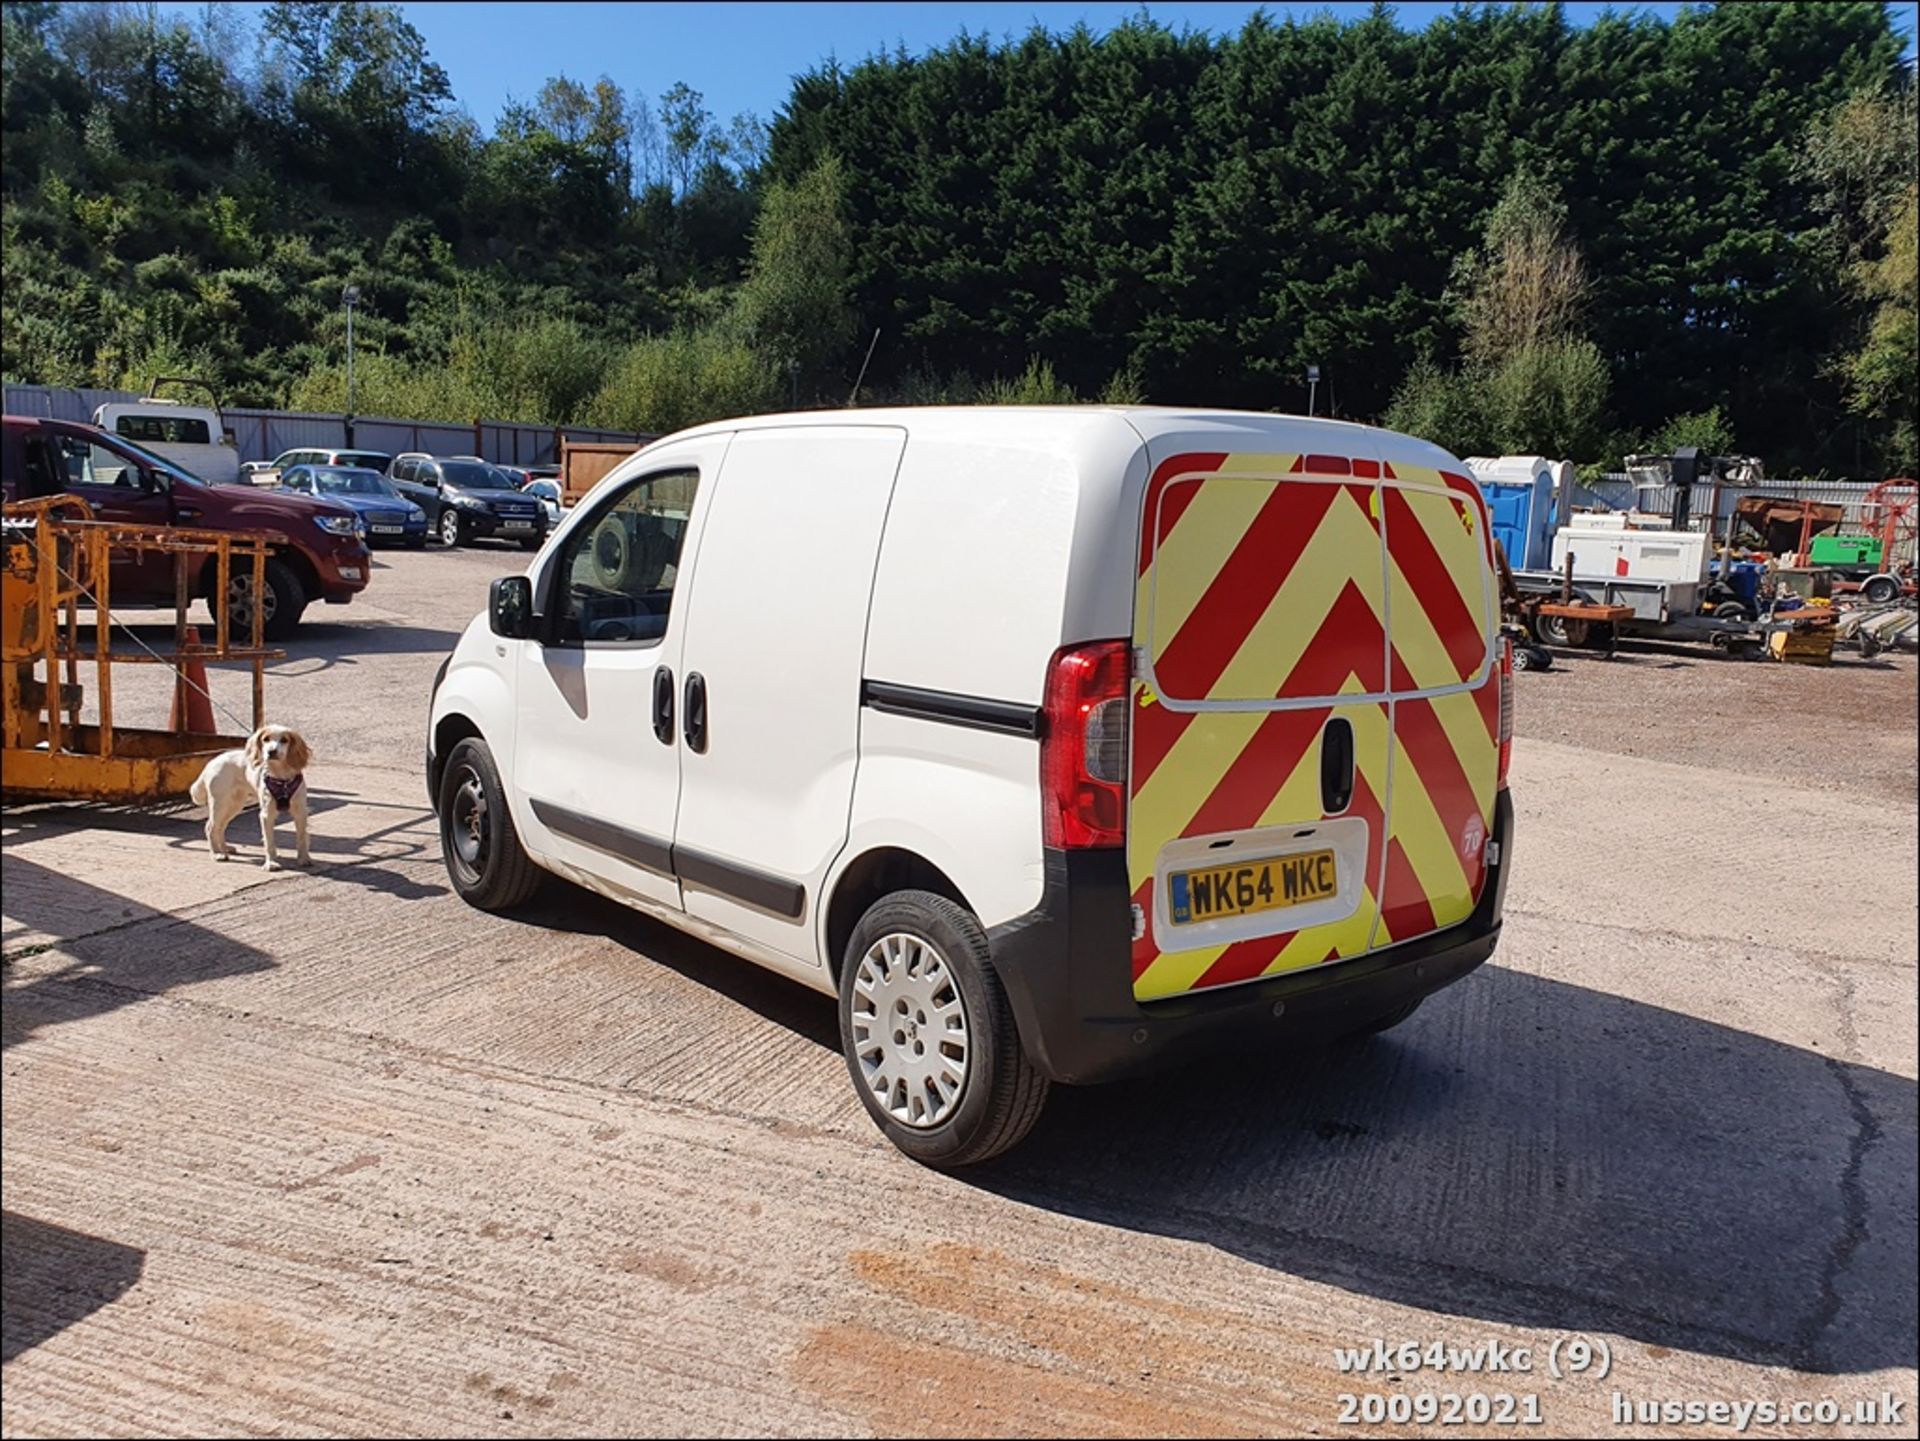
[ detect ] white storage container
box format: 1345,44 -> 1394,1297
1551,525 -> 1709,584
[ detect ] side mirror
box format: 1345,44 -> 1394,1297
140,468 -> 168,493
489,575 -> 533,640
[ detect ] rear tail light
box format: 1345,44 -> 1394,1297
1497,636 -> 1514,790
1042,640 -> 1130,849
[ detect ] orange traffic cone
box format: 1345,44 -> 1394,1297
170,626 -> 217,735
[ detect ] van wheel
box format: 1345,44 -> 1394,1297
839,890 -> 1048,1167
214,556 -> 305,642
438,737 -> 541,910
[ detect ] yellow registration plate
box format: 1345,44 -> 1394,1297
1169,849 -> 1338,925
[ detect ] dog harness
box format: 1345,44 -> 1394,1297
264,772 -> 303,814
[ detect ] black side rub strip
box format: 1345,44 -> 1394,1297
862,680 -> 1041,738
675,846 -> 806,920
531,799 -> 674,877
532,799 -> 806,920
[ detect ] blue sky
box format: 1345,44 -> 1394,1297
170,1 -> 1918,134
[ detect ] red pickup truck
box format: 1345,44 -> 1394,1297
2,414 -> 371,640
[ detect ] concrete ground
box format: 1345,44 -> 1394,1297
4,541 -> 1916,1438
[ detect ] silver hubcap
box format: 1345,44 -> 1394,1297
441,512 -> 460,543
227,573 -> 276,626
851,932 -> 970,1128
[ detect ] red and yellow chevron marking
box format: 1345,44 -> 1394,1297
1128,451 -> 1499,1003
1375,678 -> 1498,945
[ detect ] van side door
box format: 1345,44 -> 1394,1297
510,436 -> 729,913
669,426 -> 907,965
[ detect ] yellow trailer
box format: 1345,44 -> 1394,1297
2,496 -> 281,804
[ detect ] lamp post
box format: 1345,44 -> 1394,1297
1306,363 -> 1321,418
342,283 -> 361,444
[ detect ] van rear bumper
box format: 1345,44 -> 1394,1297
985,790 -> 1512,1085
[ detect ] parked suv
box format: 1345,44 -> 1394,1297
390,455 -> 546,549
428,407 -> 1514,1165
3,415 -> 371,640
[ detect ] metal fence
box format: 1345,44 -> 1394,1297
3,383 -> 650,469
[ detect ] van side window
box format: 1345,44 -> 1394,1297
553,468 -> 698,646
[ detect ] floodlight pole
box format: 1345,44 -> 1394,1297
342,283 -> 361,445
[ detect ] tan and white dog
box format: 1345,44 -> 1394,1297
189,724 -> 313,869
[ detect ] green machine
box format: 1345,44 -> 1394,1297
1808,533 -> 1885,570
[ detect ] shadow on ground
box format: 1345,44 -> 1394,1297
963,967 -> 1918,1376
482,877 -> 1917,1375
512,883 -> 841,1052
1,854 -> 277,1049
3,791 -> 448,900
1,1212 -> 146,1363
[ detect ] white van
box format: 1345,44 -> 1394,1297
428,407 -> 1514,1164
93,396 -> 241,485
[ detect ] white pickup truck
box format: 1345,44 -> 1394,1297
93,386 -> 241,485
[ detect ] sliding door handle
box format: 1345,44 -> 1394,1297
652,664 -> 675,745
683,671 -> 708,753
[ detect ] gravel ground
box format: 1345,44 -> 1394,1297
1512,637 -> 1917,799
4,542 -> 1915,1437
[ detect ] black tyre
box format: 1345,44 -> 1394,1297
1533,612 -> 1587,648
1863,576 -> 1899,604
590,516 -> 633,588
212,554 -> 306,642
839,889 -> 1048,1167
519,535 -> 544,552
1713,602 -> 1750,624
439,509 -> 466,548
438,736 -> 542,911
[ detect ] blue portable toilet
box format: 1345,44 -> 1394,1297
1463,456 -> 1558,571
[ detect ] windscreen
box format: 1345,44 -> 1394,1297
441,461 -> 512,488
314,468 -> 395,496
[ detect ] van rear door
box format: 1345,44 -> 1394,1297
1374,461 -> 1500,948
1126,440 -> 1501,1004
1127,445 -> 1395,1002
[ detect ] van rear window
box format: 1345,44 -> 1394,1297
115,414 -> 212,445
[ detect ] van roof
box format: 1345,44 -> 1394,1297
669,404 -> 1380,444
658,404 -> 1460,489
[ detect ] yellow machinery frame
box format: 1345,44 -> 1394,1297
3,495 -> 283,804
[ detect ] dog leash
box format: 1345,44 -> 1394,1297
48,552 -> 259,735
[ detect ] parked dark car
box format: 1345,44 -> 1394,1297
280,465 -> 428,548
3,414 -> 371,640
388,456 -> 547,550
